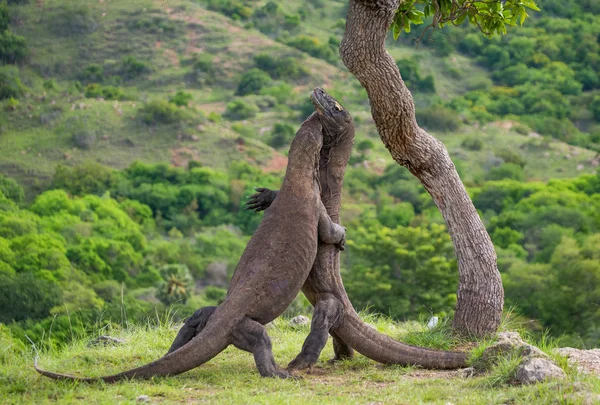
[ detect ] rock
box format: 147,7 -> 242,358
480,332 -> 526,366
87,335 -> 126,347
555,348 -> 600,375
289,315 -> 310,328
190,135 -> 199,141
516,357 -> 566,384
577,164 -> 584,170
136,395 -> 151,403
521,344 -> 548,358
458,367 -> 475,378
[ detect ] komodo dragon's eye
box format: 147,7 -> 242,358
334,101 -> 343,111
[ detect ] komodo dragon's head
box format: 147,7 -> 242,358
310,87 -> 353,137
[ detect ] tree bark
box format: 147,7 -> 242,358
340,0 -> 503,336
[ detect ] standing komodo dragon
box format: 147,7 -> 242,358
34,113 -> 346,382
247,88 -> 468,370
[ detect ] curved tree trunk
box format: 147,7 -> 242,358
340,0 -> 503,336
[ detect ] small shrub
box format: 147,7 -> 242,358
203,285 -> 227,304
121,55 -> 151,80
268,122 -> 295,148
0,30 -> 27,64
43,79 -> 58,91
169,90 -> 193,107
461,136 -> 484,151
0,174 -> 24,204
223,99 -> 259,120
357,139 -> 375,152
495,149 -> 526,168
208,111 -> 222,123
286,35 -> 336,63
80,64 -> 104,84
416,106 -> 461,132
0,2 -> 9,32
254,53 -> 309,80
72,130 -> 97,150
4,96 -> 18,111
52,4 -> 98,36
396,59 -> 436,93
190,53 -> 216,86
139,100 -> 187,125
486,163 -> 524,181
0,66 -> 27,100
205,0 -> 253,20
156,264 -> 194,305
235,68 -> 272,96
84,83 -> 126,100
232,123 -> 255,138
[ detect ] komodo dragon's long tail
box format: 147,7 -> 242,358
335,308 -> 468,369
34,306 -> 240,382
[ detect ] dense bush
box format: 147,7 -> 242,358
51,4 -> 98,36
0,174 -> 24,204
139,100 -> 188,124
169,90 -> 193,107
235,68 -> 272,96
0,66 -> 27,100
286,35 -> 336,63
84,84 -> 126,100
0,30 -> 27,64
268,122 -> 295,148
396,59 -> 436,93
254,53 -> 309,81
461,136 -> 483,151
223,99 -> 259,120
204,0 -> 252,20
416,106 -> 461,132
120,56 -> 151,80
190,53 -> 216,86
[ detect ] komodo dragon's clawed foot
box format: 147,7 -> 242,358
287,354 -> 318,371
245,188 -> 277,212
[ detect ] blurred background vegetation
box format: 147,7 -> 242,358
0,0 -> 599,350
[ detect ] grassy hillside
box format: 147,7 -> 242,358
2,317 -> 598,405
1,0 -> 598,199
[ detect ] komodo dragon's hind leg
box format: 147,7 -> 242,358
287,294 -> 348,371
232,317 -> 295,378
330,331 -> 354,362
167,306 -> 217,354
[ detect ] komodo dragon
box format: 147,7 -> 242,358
246,87 -> 468,370
34,113 -> 346,382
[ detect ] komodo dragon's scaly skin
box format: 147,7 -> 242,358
34,113 -> 346,382
247,88 -> 468,370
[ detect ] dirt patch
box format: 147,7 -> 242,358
197,102 -> 226,114
263,152 -> 288,173
164,48 -> 180,68
171,147 -> 200,168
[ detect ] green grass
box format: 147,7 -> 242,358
1,317 -> 598,405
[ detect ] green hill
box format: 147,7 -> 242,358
1,0 -> 598,198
